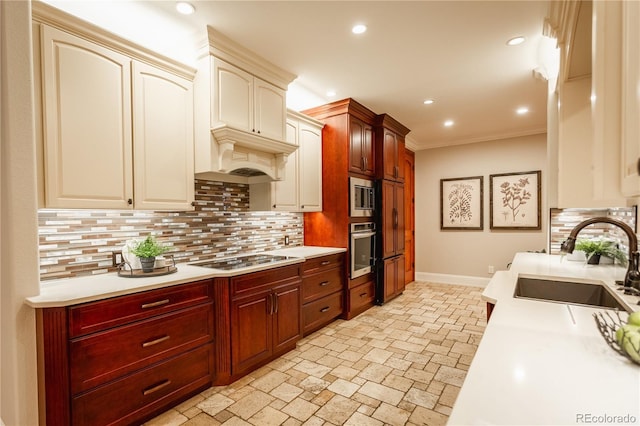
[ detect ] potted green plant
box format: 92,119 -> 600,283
575,238 -> 628,266
130,235 -> 169,272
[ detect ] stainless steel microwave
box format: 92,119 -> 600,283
350,177 -> 375,217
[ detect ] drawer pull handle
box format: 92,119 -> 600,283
320,261 -> 331,266
359,292 -> 367,297
319,281 -> 330,286
320,307 -> 330,313
142,379 -> 171,396
142,335 -> 170,348
141,299 -> 170,309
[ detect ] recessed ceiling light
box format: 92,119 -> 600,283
444,120 -> 454,127
326,90 -> 337,97
352,24 -> 367,35
516,107 -> 529,115
507,36 -> 525,46
176,1 -> 195,15
423,99 -> 435,105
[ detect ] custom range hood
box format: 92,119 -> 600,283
194,26 -> 298,183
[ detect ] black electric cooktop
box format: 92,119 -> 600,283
191,254 -> 293,271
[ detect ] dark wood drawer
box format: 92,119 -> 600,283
302,268 -> 344,303
70,303 -> 213,394
349,280 -> 375,310
231,264 -> 300,299
72,344 -> 213,426
303,291 -> 343,335
69,280 -> 213,337
302,253 -> 345,275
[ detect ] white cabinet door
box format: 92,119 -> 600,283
254,78 -> 286,141
621,0 -> 640,196
41,25 -> 133,208
271,119 -> 299,211
212,58 -> 253,133
132,62 -> 194,211
298,121 -> 322,211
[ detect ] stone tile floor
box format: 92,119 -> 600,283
145,282 -> 487,426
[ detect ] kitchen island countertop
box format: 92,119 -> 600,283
26,245 -> 345,308
448,252 -> 640,426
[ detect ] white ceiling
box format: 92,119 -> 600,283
46,0 -> 552,151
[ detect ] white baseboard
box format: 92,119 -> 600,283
415,272 -> 490,288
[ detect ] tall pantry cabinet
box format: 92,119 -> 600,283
303,98 -> 411,315
302,99 -> 378,320
375,115 -> 410,304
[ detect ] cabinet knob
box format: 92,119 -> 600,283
273,204 -> 276,208
191,201 -> 196,207
127,198 -> 133,205
637,157 -> 640,175
301,205 -> 305,209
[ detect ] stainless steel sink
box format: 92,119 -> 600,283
514,277 -> 630,312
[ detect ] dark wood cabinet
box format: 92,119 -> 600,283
302,98 -> 377,250
304,99 -> 411,316
380,180 -> 405,259
380,255 -> 405,303
303,100 -> 377,320
211,264 -> 302,384
301,253 -> 345,335
37,280 -> 215,426
349,116 -> 375,176
347,277 -> 376,317
376,114 -> 410,183
230,279 -> 301,376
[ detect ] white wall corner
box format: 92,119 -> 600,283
415,272 -> 491,288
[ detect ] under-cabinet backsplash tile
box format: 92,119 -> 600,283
549,207 -> 637,255
38,179 -> 303,280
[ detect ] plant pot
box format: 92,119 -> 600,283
139,256 -> 156,273
587,254 -> 601,265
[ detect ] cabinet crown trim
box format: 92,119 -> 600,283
32,1 -> 196,80
375,114 -> 411,136
302,98 -> 377,123
203,26 -> 296,90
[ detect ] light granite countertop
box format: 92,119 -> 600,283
25,246 -> 345,308
448,252 -> 640,425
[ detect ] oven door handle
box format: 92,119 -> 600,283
351,231 -> 376,239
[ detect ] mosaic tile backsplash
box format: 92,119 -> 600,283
549,207 -> 637,255
38,179 -> 303,280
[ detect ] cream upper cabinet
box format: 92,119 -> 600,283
212,58 -> 286,141
254,78 -> 287,141
620,0 -> 640,197
250,111 -> 322,212
267,119 -> 300,211
132,62 -> 194,210
297,120 -> 323,211
40,25 -> 134,209
34,3 -> 196,210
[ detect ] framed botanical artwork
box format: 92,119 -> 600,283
490,170 -> 541,230
440,176 -> 483,230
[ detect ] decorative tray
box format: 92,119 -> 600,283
593,311 -> 640,365
117,255 -> 177,278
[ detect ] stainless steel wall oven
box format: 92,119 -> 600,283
350,222 -> 376,278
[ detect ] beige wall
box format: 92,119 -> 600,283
1,1 -> 40,424
415,133 -> 547,282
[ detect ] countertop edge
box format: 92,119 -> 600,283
26,246 -> 345,308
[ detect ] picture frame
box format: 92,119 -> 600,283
440,176 -> 483,230
490,170 -> 541,230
